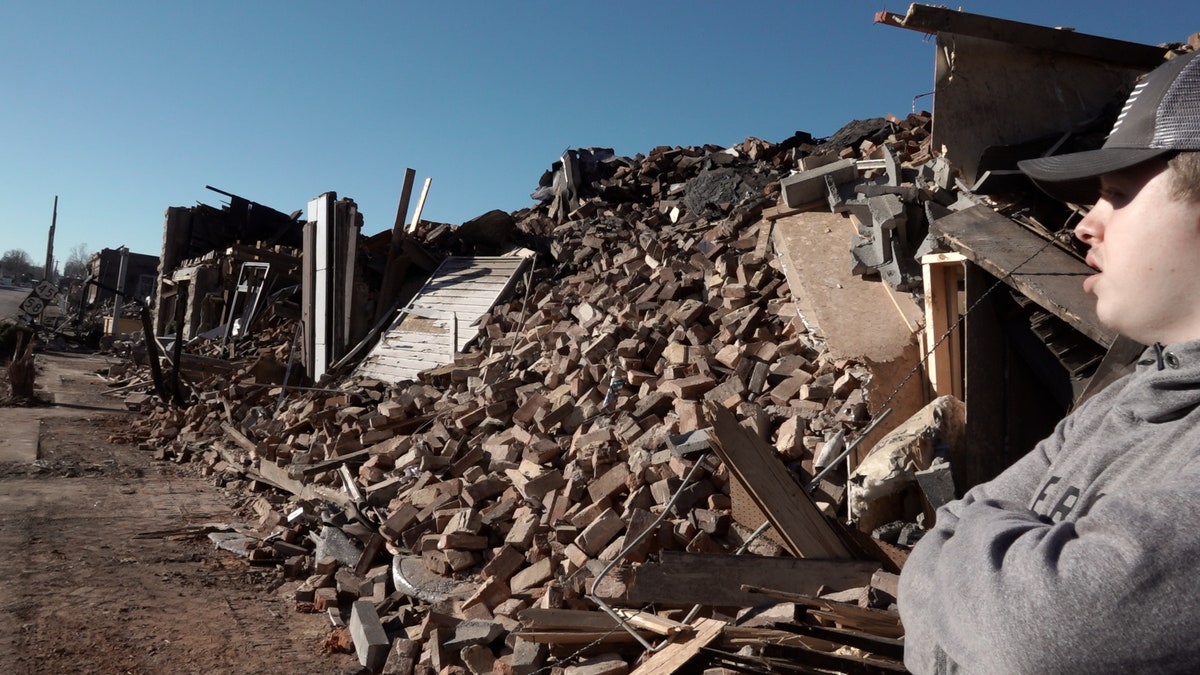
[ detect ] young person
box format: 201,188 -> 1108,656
899,51 -> 1200,673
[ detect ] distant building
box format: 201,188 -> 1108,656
85,248 -> 159,307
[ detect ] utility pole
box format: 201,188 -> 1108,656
44,196 -> 57,282
111,246 -> 129,333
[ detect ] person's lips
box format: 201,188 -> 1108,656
1083,254 -> 1101,294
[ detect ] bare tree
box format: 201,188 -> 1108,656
0,249 -> 33,279
63,243 -> 90,280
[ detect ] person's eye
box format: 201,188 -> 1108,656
1099,187 -> 1128,206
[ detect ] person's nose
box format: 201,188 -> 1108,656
1074,205 -> 1105,246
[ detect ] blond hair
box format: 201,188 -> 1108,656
1169,151 -> 1200,202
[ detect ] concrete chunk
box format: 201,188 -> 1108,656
780,158 -> 857,208
444,619 -> 504,650
350,600 -> 390,671
867,194 -> 906,230
915,460 -> 956,510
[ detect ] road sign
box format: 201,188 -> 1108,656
19,295 -> 45,318
34,281 -> 56,301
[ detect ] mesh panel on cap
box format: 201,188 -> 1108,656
1154,55 -> 1200,150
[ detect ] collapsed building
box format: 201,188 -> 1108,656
84,247 -> 160,308
80,247 -> 160,334
86,5 -> 1199,674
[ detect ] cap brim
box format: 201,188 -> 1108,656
1017,147 -> 1172,204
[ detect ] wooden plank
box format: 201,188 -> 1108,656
221,421 -> 260,456
511,630 -> 647,645
405,303 -> 498,315
370,351 -> 446,367
353,253 -> 532,384
921,252 -> 966,400
517,608 -> 622,632
382,328 -> 454,341
355,363 -> 420,382
297,448 -> 372,476
778,623 -> 905,662
253,458 -> 308,499
876,4 -> 1167,68
741,585 -> 903,640
613,609 -> 691,637
373,168 -> 417,326
358,356 -> 428,371
706,403 -> 851,559
718,628 -> 906,673
931,205 -> 1114,347
516,607 -> 689,638
406,177 -> 432,234
630,617 -> 725,675
440,275 -> 521,287
627,551 -> 878,607
371,344 -> 444,358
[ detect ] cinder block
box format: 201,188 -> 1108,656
350,600 -> 390,671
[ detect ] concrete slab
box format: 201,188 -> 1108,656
0,418 -> 39,462
0,351 -> 129,465
771,211 -> 926,465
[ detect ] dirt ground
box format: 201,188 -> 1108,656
0,350 -> 361,674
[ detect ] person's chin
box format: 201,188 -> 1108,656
1099,311 -> 1155,345
1095,302 -> 1125,334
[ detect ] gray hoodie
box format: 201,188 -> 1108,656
899,341 -> 1200,674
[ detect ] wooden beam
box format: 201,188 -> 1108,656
875,4 -> 1166,68
627,551 -> 878,607
921,252 -> 966,400
511,630 -> 647,645
406,177 -> 433,234
706,403 -> 851,559
517,608 -> 622,632
741,585 -> 903,640
220,421 -> 260,456
374,168 -> 418,326
391,169 -> 418,243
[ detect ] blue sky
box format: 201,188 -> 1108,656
2,1 -> 1196,266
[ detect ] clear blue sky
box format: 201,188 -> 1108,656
2,1 -> 1196,267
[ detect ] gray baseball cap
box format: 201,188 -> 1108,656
1018,51 -> 1200,204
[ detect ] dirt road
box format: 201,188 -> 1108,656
0,350 -> 359,674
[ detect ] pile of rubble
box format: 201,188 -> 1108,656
98,113 -> 941,674
58,7 -> 1200,673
